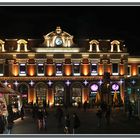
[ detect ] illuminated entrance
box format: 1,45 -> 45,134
71,83 -> 82,106
54,83 -> 65,106
35,82 -> 47,106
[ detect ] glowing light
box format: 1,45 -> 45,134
82,64 -> 89,76
90,84 -> 99,91
83,80 -> 88,86
14,81 -> 19,87
98,80 -> 103,85
119,79 -> 124,84
131,80 -> 136,85
65,80 -> 71,86
47,80 -> 53,86
4,81 -> 8,86
29,80 -> 34,86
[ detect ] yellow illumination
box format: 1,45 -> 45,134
47,65 -> 54,76
64,65 -> 72,76
98,65 -> 103,75
120,65 -> 124,75
132,64 -> 137,76
13,64 -> 18,76
82,64 -> 89,76
28,65 -> 35,76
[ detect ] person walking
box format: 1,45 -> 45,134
105,105 -> 111,125
0,115 -> 5,134
43,109 -> 49,130
72,113 -> 81,134
83,101 -> 88,112
20,106 -> 25,120
37,109 -> 44,130
64,113 -> 70,134
96,108 -> 102,128
128,102 -> 133,120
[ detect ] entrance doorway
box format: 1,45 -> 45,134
35,82 -> 47,107
54,83 -> 65,106
71,83 -> 82,106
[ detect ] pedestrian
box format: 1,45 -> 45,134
64,113 -> 70,134
7,114 -> 13,134
96,108 -> 102,128
43,99 -> 47,109
55,106 -> 64,127
43,109 -> 48,129
83,101 -> 88,112
20,106 -> 25,120
72,113 -> 81,134
37,109 -> 43,130
105,105 -> 111,125
0,115 -> 5,134
128,102 -> 133,120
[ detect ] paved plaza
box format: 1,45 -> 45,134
4,107 -> 140,135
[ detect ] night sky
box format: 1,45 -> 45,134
0,6 -> 140,55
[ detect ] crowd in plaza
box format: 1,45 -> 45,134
0,99 -> 136,134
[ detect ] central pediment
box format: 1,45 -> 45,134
43,26 -> 74,48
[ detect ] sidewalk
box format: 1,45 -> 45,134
7,107 -> 140,134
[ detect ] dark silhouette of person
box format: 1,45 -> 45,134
72,113 -> 81,134
83,101 -> 88,112
105,105 -> 111,125
20,106 -> 25,120
64,113 -> 70,134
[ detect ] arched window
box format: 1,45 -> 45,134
71,82 -> 83,106
111,40 -> 121,52
35,82 -> 48,106
17,39 -> 28,52
89,40 -> 100,52
54,83 -> 65,106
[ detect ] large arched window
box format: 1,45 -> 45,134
71,82 -> 82,106
35,82 -> 47,106
54,83 -> 65,106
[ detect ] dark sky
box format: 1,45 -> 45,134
0,6 -> 140,55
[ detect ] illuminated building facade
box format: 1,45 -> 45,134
0,26 -> 139,107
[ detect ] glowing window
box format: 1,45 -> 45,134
56,63 -> 63,76
91,64 -> 98,75
37,64 -> 44,76
73,63 -> 80,76
19,64 -> 26,76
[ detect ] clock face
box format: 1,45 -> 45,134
112,84 -> 119,91
91,84 -> 98,91
55,37 -> 63,46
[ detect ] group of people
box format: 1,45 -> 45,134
96,102 -> 111,127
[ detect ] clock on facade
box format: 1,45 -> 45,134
112,83 -> 119,91
55,37 -> 63,46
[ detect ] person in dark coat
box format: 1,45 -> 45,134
128,102 -> 133,120
96,108 -> 102,128
55,106 -> 64,126
20,106 -> 25,120
64,114 -> 70,134
0,115 -> 5,134
37,109 -> 43,130
83,101 -> 88,112
105,105 -> 111,125
72,113 -> 80,134
43,109 -> 48,129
